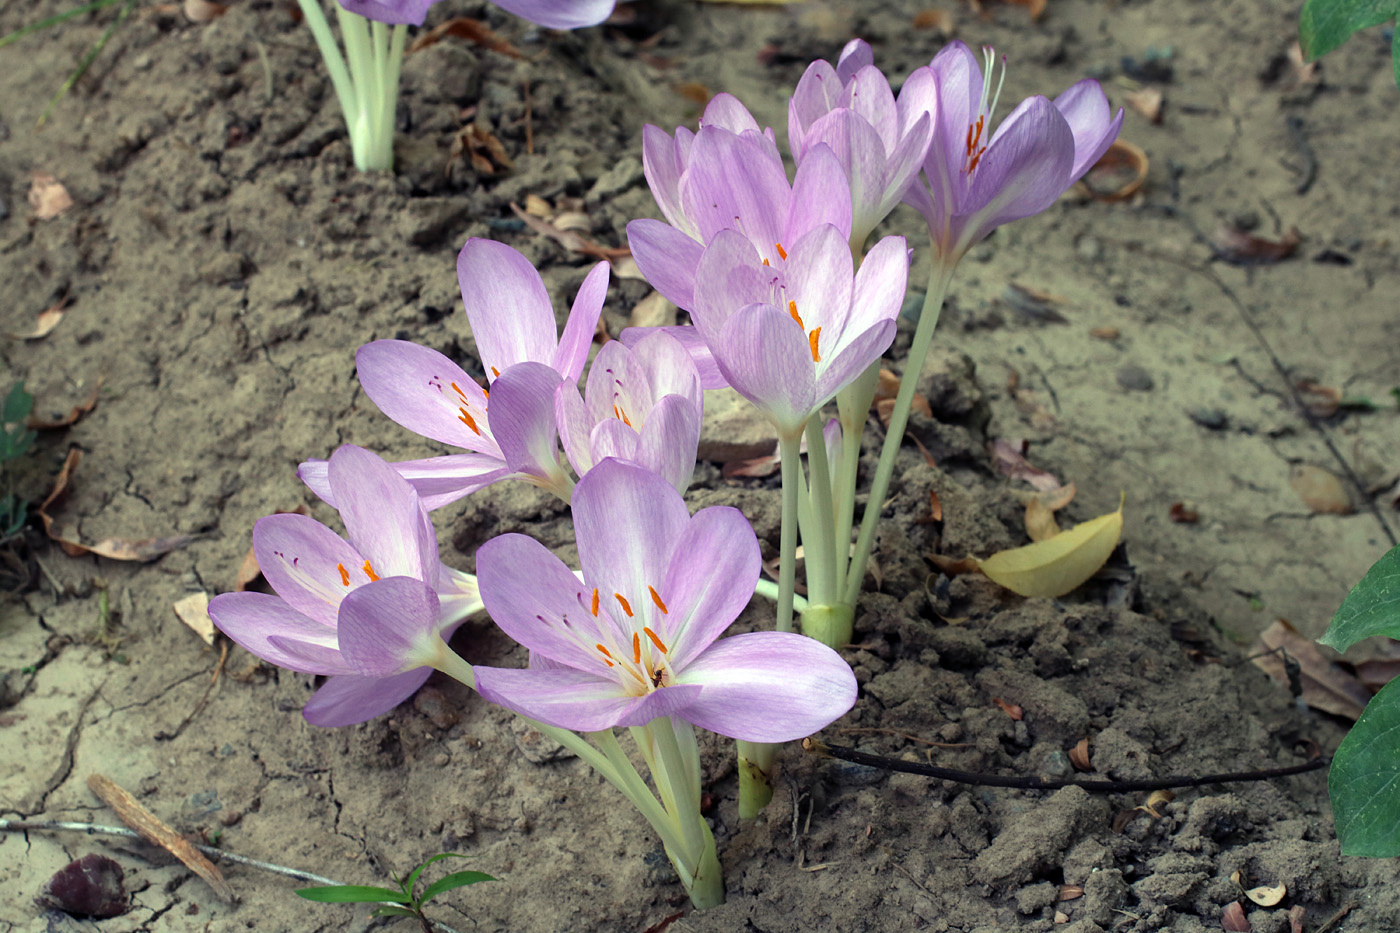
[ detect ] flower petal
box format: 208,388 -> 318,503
847,234 -> 910,335
618,325 -> 729,391
632,394 -> 701,494
957,95 -> 1075,248
458,238 -> 558,375
674,632 -> 857,741
474,665 -> 703,732
785,143 -> 853,245
680,128 -> 789,250
487,0 -> 615,29
813,319 -> 897,407
788,59 -> 842,159
302,669 -> 432,727
487,362 -> 567,482
713,304 -> 816,439
625,218 -> 705,311
1053,79 -> 1123,181
334,0 -> 435,26
356,340 -> 498,453
642,124 -> 689,232
209,592 -> 351,675
555,382 -> 596,480
337,576 -> 441,676
328,445 -> 438,583
659,506 -> 760,669
553,260 -> 609,382
835,38 -> 873,84
251,513 -> 364,628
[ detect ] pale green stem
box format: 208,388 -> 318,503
774,433 -> 803,634
842,261 -> 956,607
647,720 -> 705,871
592,728 -> 690,859
833,363 -> 880,594
735,738 -> 777,818
295,0 -> 358,141
752,578 -> 807,613
801,415 -> 839,606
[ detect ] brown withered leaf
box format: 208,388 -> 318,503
912,8 -> 955,31
451,123 -> 514,176
673,82 -> 711,107
1090,326 -> 1120,340
28,378 -> 103,429
1025,498 -> 1060,542
1125,87 -> 1163,123
1058,885 -> 1084,902
1069,737 -> 1093,772
990,438 -> 1062,492
1354,659 -> 1400,693
1221,900 -> 1251,932
1288,463 -> 1353,515
1244,882 -> 1286,907
521,202 -> 645,279
1134,789 -> 1175,819
722,453 -> 781,479
1168,501 -> 1199,524
927,489 -> 943,523
1253,618 -> 1370,720
1004,0 -> 1046,19
1080,140 -> 1148,202
1295,380 -> 1342,417
1211,226 -> 1300,265
928,553 -> 980,577
872,368 -> 931,426
409,17 -> 523,57
173,592 -> 216,646
28,172 -> 73,219
1287,905 -> 1305,933
991,697 -> 1023,720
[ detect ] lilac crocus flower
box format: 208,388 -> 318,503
628,98 -> 853,313
472,459 -> 857,740
209,445 -> 482,727
302,238 -> 608,508
788,38 -> 933,250
687,224 -> 909,441
555,330 -> 703,493
900,41 -> 1123,263
336,0 -> 617,29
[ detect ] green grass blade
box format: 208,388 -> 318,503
294,885 -> 412,904
36,0 -> 137,129
419,871 -> 496,904
0,0 -> 124,50
405,853 -> 473,895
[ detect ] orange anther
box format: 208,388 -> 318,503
595,644 -> 615,667
632,632 -> 642,664
808,327 -> 822,362
491,367 -> 500,378
643,626 -> 669,654
615,593 -> 633,617
648,586 -> 668,614
590,589 -> 600,617
458,408 -> 481,435
788,300 -> 804,329
337,563 -> 351,586
775,242 -> 788,261
451,382 -> 468,401
363,560 -> 379,582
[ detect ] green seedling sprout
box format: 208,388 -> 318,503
295,853 -> 494,930
1300,0 -> 1400,92
0,0 -> 137,128
1,382 -> 37,541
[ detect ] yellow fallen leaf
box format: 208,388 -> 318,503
975,497 -> 1124,598
1245,882 -> 1286,907
1024,498 -> 1060,542
172,592 -> 216,646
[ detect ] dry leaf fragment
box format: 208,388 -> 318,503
1221,900 -> 1251,932
87,774 -> 235,902
1069,737 -> 1094,772
1058,885 -> 1084,902
1025,497 -> 1060,542
1295,380 -> 1342,417
1080,140 -> 1148,202
991,697 -> 1023,720
28,378 -> 103,429
673,81 -> 712,106
516,202 -> 642,278
1134,789 -> 1175,818
1245,882 -> 1286,907
1288,464 -> 1353,515
1125,87 -> 1163,123
173,592 -> 216,646
1211,226 -> 1300,265
1090,326 -> 1120,340
872,368 -> 930,426
1252,618 -> 1370,720
409,17 -> 523,57
927,489 -> 943,523
927,554 -> 981,577
1287,905 -> 1305,933
451,124 -> 514,175
28,172 -> 73,219
975,498 -> 1124,598
1168,501 -> 1199,524
912,9 -> 955,30
991,438 -> 1063,492
13,301 -> 69,341
183,0 -> 227,22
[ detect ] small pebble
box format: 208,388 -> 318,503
1076,236 -> 1102,262
1189,408 -> 1228,430
1115,364 -> 1155,391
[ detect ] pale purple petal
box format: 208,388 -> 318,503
680,128 -> 789,250
337,577 -> 442,676
957,96 -> 1075,246
210,592 -> 347,674
642,125 -> 688,230
813,320 -> 897,406
267,635 -> 353,673
582,339 -> 646,424
847,234 -> 910,334
926,41 -> 982,198
488,0 -> 615,29
788,60 -> 842,158
618,325 -> 728,391
630,330 -> 703,404
658,506 -> 760,668
487,362 -> 566,481
477,533 -> 610,673
631,395 -> 700,494
626,219 -> 704,311
674,632 -> 858,741
714,304 -> 815,439
844,65 -> 899,151
302,669 -> 432,727
589,417 -> 640,465
251,513 -> 363,628
328,445 -> 438,582
800,110 -> 887,239
334,0 -> 434,26
553,261 -> 609,382
1053,79 -> 1123,181
785,143 -> 853,245
699,93 -> 764,135
356,340 -> 498,454
458,238 -> 558,375
388,454 -> 514,510
822,418 -> 843,469
782,224 -> 855,340
474,665 -> 702,732
835,38 -> 873,84
878,111 -> 932,220
555,382 -> 596,479
688,230 -> 774,344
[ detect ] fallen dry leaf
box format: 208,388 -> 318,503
183,0 -> 227,22
28,172 -> 73,219
1252,618 -> 1371,720
1069,737 -> 1093,772
87,774 -> 234,902
991,438 -> 1062,492
721,449 -> 781,479
1168,501 -> 1200,524
1287,905 -> 1305,933
451,123 -> 514,176
13,300 -> 68,341
976,498 -> 1124,598
409,17 -> 523,57
1295,380 -> 1342,417
927,489 -> 943,523
1090,326 -> 1120,340
1080,140 -> 1148,202
927,553 -> 981,577
1221,900 -> 1251,932
991,697 -> 1023,720
1353,659 -> 1400,693
1135,789 -> 1175,819
1025,497 -> 1060,542
1244,882 -> 1286,907
873,368 -> 931,426
1211,226 -> 1300,266
912,8 -> 955,30
673,81 -> 711,106
173,592 -> 216,646
28,378 -> 103,429
519,202 -> 644,279
1058,885 -> 1084,901
1288,463 -> 1352,515
1125,87 -> 1163,123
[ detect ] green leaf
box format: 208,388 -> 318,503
1319,544 -> 1400,651
294,885 -> 412,904
405,852 -> 473,895
371,906 -> 420,918
419,871 -> 497,904
2,382 -> 33,426
1331,676 -> 1400,855
1299,0 -> 1400,61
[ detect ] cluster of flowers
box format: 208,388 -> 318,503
210,36 -> 1121,908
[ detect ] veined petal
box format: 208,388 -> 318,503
642,124 -> 689,231
388,453 -> 514,510
680,128 -> 788,250
813,320 -> 897,407
926,41 -> 982,199
356,340 -> 499,454
555,382 -> 596,480
1053,79 -> 1123,181
785,143 -> 853,245
334,0 -> 434,26
582,339 -> 647,425
674,632 -> 858,741
302,669 -> 433,727
699,92 -> 765,136
844,65 -> 899,151
659,506 -> 760,669
436,564 -> 484,625
848,235 -> 910,334
958,96 -> 1075,247
782,224 -> 855,339
328,445 -> 438,582
632,394 -> 701,494
617,325 -> 729,391
251,513 -> 364,628
627,330 -> 703,409
588,417 -> 640,464
458,238 -> 558,375
488,0 -> 615,29
835,38 -> 873,84
337,577 -> 442,677
626,219 -> 704,311
572,460 -> 690,619
689,229 -> 774,344
477,533 -> 611,673
788,60 -> 843,159
209,592 -> 349,675
800,111 -> 888,240
474,665 -> 702,732
553,260 -> 610,382
487,362 -> 566,481
714,304 -> 816,440
877,111 -> 932,222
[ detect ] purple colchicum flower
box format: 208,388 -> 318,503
301,238 -> 608,508
555,331 -> 703,493
900,41 -> 1123,263
336,0 -> 617,30
687,224 -> 909,440
628,96 -> 853,313
209,446 -> 482,727
472,460 -> 857,740
788,38 -> 934,249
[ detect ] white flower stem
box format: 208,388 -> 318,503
752,578 -> 807,612
842,259 -> 955,607
801,414 -> 839,606
774,433 -> 803,634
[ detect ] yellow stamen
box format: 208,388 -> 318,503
643,626 -> 668,654
590,588 -> 600,617
808,326 -> 821,362
775,242 -> 788,260
615,593 -> 633,617
491,366 -> 500,378
337,563 -> 351,586
788,300 -> 804,329
595,644 -> 615,667
363,560 -> 379,582
458,407 -> 481,435
648,586 -> 668,614
632,632 -> 641,664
